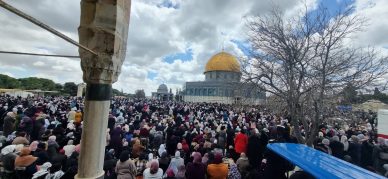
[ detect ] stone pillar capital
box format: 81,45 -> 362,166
78,0 -> 131,84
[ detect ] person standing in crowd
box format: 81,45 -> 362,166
66,108 -> 76,123
348,135 -> 362,165
63,140 -> 75,157
1,145 -> 19,178
132,138 -> 145,158
3,111 -> 16,137
315,138 -> 332,155
31,114 -> 45,141
217,126 -> 227,149
207,153 -> 228,179
330,136 -> 344,159
359,134 -> 374,169
246,130 -> 266,169
341,135 -> 349,155
228,161 -> 241,179
186,152 -> 206,179
34,142 -> 49,165
104,151 -> 117,179
110,126 -> 124,158
158,152 -> 170,173
236,152 -> 249,178
373,137 -> 387,173
74,110 -> 82,125
32,162 -> 52,179
14,147 -> 38,178
158,144 -> 166,158
134,153 -> 148,178
20,111 -> 33,136
143,160 -> 163,179
12,131 -> 29,145
234,129 -> 248,157
44,162 -> 65,179
169,151 -> 184,175
115,150 -> 136,179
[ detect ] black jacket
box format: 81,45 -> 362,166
34,149 -> 49,165
330,141 -> 344,159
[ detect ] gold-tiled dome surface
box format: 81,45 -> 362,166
205,52 -> 240,73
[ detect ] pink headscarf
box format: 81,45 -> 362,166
29,141 -> 39,152
192,152 -> 202,163
75,144 -> 81,153
214,153 -> 223,164
150,159 -> 159,174
166,168 -> 175,177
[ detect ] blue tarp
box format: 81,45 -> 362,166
337,105 -> 352,112
267,143 -> 385,179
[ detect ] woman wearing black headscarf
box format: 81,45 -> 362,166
109,126 -> 124,158
115,150 -> 136,179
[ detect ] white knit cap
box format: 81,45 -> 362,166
322,138 -> 330,145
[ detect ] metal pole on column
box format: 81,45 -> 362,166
76,0 -> 131,178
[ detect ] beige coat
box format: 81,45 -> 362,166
115,159 -> 136,179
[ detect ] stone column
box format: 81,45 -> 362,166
76,0 -> 131,178
77,83 -> 86,97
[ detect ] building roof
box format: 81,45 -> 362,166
204,52 -> 240,73
157,84 -> 168,93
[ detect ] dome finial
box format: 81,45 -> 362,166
221,31 -> 225,51
222,41 -> 224,51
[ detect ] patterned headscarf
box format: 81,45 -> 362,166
228,163 -> 241,179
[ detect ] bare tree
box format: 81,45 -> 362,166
242,4 -> 388,145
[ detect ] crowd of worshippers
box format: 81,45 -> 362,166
0,95 -> 386,179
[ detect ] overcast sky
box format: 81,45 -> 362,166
0,0 -> 387,95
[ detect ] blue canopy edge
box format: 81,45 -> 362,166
267,143 -> 385,179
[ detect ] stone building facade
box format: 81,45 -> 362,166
152,84 -> 174,101
183,52 -> 265,104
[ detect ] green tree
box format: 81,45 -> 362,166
112,88 -> 126,96
341,84 -> 358,104
134,89 -> 145,99
18,77 -> 56,90
55,83 -> 63,91
40,78 -> 56,91
374,87 -> 382,96
63,82 -> 78,96
0,74 -> 20,88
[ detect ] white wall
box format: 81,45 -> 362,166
183,95 -> 265,105
5,91 -> 34,98
378,109 -> 388,138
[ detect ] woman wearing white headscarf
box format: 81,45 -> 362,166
1,144 -> 19,175
146,153 -> 154,168
341,135 -> 349,152
1,144 -> 16,156
158,144 -> 166,157
32,162 -> 52,179
63,140 -> 76,157
168,151 -> 184,175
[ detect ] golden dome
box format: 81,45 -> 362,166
205,52 -> 240,73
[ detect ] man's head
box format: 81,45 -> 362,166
17,132 -> 26,137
